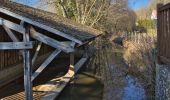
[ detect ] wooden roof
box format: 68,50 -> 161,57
0,0 -> 102,44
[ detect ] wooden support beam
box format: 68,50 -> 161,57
2,24 -> 24,57
30,27 -> 74,53
23,25 -> 33,100
32,42 -> 42,65
0,18 -> 25,34
41,57 -> 88,100
3,25 -> 19,42
0,18 -> 75,53
0,42 -> 33,50
0,8 -> 83,44
31,49 -> 61,81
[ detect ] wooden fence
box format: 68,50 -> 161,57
157,3 -> 170,65
0,26 -> 53,70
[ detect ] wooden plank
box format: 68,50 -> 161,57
23,25 -> 33,100
31,49 -> 61,81
30,27 -> 74,53
41,57 -> 88,100
0,42 -> 33,50
0,8 -> 83,44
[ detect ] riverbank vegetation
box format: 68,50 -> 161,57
38,0 -> 155,99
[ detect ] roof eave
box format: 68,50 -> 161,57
0,7 -> 84,45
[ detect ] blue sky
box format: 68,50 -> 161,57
128,0 -> 150,10
15,0 -> 150,10
14,0 -> 39,7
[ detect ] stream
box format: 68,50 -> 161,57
123,75 -> 146,100
4,1 -> 148,99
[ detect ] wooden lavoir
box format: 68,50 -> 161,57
0,0 -> 101,100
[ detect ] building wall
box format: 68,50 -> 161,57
156,64 -> 170,100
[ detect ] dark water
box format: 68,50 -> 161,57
123,75 -> 146,100
58,72 -> 103,100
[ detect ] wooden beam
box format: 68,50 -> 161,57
23,25 -> 33,100
41,57 -> 88,100
0,42 -> 33,50
30,27 -> 74,53
0,19 -> 74,53
0,18 -> 25,34
3,25 -> 19,42
2,24 -> 24,57
31,49 -> 61,81
32,42 -> 42,65
0,8 -> 83,44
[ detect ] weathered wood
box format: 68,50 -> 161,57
41,57 -> 88,100
23,25 -> 33,100
158,3 -> 170,11
3,25 -> 19,42
30,27 -> 74,53
0,18 -> 25,33
32,42 -> 42,65
157,3 -> 170,65
0,18 -> 75,53
0,42 -> 32,50
31,49 -> 61,81
0,8 -> 83,44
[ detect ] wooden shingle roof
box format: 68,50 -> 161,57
0,0 -> 102,44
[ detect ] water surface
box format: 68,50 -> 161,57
123,75 -> 146,100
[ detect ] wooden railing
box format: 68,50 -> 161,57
157,3 -> 170,65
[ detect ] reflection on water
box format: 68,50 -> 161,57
123,75 -> 146,100
58,72 -> 103,100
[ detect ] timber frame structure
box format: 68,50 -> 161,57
0,0 -> 101,100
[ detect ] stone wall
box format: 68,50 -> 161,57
156,64 -> 170,100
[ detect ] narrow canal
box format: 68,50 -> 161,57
1,1 -> 148,99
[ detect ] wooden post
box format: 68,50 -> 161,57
23,25 -> 33,100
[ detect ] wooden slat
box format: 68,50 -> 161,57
157,3 -> 170,65
0,42 -> 32,50
0,8 -> 83,44
31,49 -> 61,81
